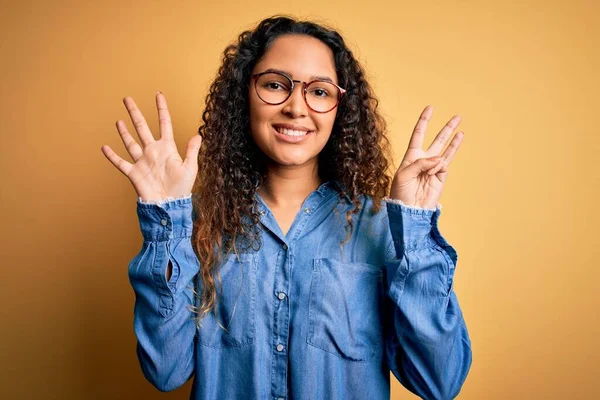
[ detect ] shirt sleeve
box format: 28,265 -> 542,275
382,200 -> 473,400
128,195 -> 198,391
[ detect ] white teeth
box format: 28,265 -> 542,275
276,127 -> 309,136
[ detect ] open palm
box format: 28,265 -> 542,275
100,93 -> 203,202
390,105 -> 464,209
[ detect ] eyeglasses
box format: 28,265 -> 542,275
251,71 -> 347,113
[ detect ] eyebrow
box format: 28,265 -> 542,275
263,68 -> 336,83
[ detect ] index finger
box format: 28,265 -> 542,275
407,105 -> 433,151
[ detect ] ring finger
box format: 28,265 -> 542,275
429,131 -> 464,175
441,131 -> 464,164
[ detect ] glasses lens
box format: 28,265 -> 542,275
306,81 -> 340,112
255,73 -> 292,104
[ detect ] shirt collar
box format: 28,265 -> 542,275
253,179 -> 352,216
330,180 -> 352,203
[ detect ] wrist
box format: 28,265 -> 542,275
383,196 -> 441,212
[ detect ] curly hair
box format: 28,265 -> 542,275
189,15 -> 393,330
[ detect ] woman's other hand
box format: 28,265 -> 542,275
389,105 -> 464,209
100,92 -> 203,202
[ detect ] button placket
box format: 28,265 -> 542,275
271,243 -> 290,398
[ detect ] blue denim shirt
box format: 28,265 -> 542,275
128,180 -> 472,400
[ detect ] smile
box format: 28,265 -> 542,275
272,125 -> 314,143
276,127 -> 309,136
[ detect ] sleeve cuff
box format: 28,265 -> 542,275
138,193 -> 192,206
136,196 -> 194,241
385,198 -> 452,254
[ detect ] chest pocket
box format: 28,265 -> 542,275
197,252 -> 257,348
307,258 -> 384,362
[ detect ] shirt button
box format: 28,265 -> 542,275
304,207 -> 311,213
277,292 -> 286,300
160,219 -> 168,226
276,344 -> 284,352
282,243 -> 288,250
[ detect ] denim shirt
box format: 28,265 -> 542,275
128,180 -> 472,400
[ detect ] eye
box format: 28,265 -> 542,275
308,87 -> 331,97
264,81 -> 289,91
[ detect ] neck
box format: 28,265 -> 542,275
258,162 -> 322,208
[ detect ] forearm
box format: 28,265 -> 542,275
128,196 -> 198,391
384,200 -> 472,399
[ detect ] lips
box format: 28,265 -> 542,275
272,125 -> 313,143
272,123 -> 314,133
275,126 -> 310,136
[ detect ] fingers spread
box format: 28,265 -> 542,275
427,114 -> 461,155
427,131 -> 464,176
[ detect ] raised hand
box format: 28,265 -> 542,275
389,105 -> 464,209
100,92 -> 203,202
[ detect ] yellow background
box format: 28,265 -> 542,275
1,0 -> 598,398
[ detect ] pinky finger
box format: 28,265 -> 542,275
428,158 -> 444,175
101,145 -> 134,177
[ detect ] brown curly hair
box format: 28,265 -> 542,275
189,15 -> 393,330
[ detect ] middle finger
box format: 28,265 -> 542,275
156,92 -> 174,141
123,96 -> 155,147
426,114 -> 461,155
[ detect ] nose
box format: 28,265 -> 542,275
282,82 -> 308,118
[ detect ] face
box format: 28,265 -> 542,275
248,34 -> 339,168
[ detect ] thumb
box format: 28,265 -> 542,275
404,156 -> 442,177
183,134 -> 203,171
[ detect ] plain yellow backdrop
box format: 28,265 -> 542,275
1,0 -> 598,398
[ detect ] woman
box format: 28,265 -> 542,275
101,15 -> 472,400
